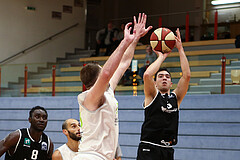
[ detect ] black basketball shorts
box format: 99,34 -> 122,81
137,142 -> 174,160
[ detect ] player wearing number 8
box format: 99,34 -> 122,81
0,106 -> 54,160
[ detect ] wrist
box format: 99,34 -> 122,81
122,38 -> 132,45
178,47 -> 184,52
133,36 -> 140,44
134,35 -> 141,40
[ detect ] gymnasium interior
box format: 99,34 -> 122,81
0,0 -> 240,159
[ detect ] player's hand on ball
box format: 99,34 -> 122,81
153,49 -> 171,60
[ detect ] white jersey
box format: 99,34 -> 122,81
57,144 -> 78,160
77,87 -> 119,160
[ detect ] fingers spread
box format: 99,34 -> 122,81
143,14 -> 147,25
128,27 -> 132,32
138,13 -> 141,23
125,22 -> 132,30
134,16 -> 137,25
146,26 -> 153,32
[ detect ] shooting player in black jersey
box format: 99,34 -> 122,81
0,106 -> 54,160
137,28 -> 191,160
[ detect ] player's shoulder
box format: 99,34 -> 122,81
52,149 -> 63,160
77,90 -> 88,99
3,129 -> 21,147
8,129 -> 21,139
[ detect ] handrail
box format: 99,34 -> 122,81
0,23 -> 79,65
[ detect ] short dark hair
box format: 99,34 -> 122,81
29,106 -> 48,118
154,68 -> 171,81
62,120 -> 68,130
80,63 -> 101,89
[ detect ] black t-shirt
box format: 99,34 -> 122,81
5,128 -> 50,160
140,92 -> 179,146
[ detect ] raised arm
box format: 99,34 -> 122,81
110,13 -> 152,90
143,50 -> 170,106
173,28 -> 191,106
83,23 -> 135,111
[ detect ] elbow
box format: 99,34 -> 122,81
184,72 -> 191,82
143,72 -> 152,81
101,70 -> 112,81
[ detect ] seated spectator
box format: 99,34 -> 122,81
92,22 -> 119,57
116,23 -> 125,44
139,45 -> 157,80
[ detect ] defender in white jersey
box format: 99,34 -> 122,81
52,119 -> 81,160
73,13 -> 152,160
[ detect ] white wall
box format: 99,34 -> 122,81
0,0 -> 86,64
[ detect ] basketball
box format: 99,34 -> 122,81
150,27 -> 176,53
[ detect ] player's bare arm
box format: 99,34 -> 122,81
143,50 -> 170,106
52,150 -> 63,160
110,13 -> 152,90
173,28 -> 191,106
83,22 -> 135,111
47,139 -> 54,160
0,130 -> 20,157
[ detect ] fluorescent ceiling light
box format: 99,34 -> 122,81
211,0 -> 240,5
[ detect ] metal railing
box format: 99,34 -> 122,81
0,23 -> 79,66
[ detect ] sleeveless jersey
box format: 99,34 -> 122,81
77,87 -> 119,160
140,92 -> 179,146
57,144 -> 79,160
5,128 -> 50,160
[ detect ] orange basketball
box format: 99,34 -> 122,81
150,28 -> 176,53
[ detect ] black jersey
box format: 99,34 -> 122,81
5,128 -> 50,160
140,92 -> 179,146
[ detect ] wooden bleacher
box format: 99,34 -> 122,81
41,76 -> 80,82
99,39 -> 235,53
79,48 -> 240,62
79,54 -> 147,62
22,38 -> 240,95
40,70 -> 219,83
61,66 -> 83,72
139,59 -> 237,68
21,86 -> 82,93
62,59 -> 237,73
79,38 -> 237,63
25,70 -> 216,93
181,38 -> 235,47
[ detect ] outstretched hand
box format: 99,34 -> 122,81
175,28 -> 183,50
133,13 -> 153,39
123,22 -> 135,43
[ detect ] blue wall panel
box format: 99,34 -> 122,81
0,94 -> 240,160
